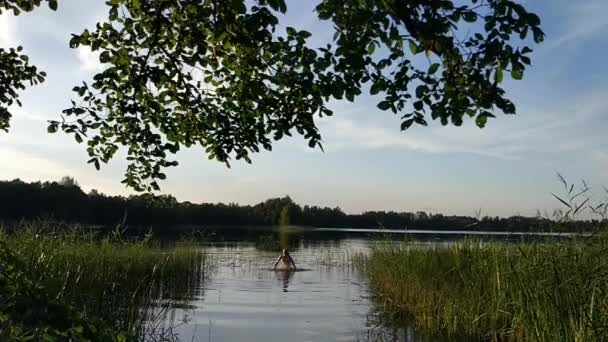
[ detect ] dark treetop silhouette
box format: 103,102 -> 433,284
1,0 -> 543,191
3,178 -> 600,234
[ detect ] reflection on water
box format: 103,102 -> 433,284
158,239 -> 424,342
275,270 -> 295,292
146,227 -> 574,341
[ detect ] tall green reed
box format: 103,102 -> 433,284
1,224 -> 213,340
358,237 -> 608,341
357,173 -> 608,340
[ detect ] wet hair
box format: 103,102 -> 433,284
282,248 -> 288,256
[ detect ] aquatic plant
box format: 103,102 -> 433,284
0,224 -> 212,341
254,228 -> 301,252
254,234 -> 281,252
358,236 -> 608,341
0,237 -> 131,341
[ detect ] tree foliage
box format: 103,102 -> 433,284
2,178 -> 599,233
1,0 -> 543,191
0,1 -> 56,132
58,175 -> 80,188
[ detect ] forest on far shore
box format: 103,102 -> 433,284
0,177 -> 600,233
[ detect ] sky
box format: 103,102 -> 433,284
0,0 -> 607,217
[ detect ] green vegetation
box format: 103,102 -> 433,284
1,1 -> 542,190
254,230 -> 300,252
357,237 -> 608,341
5,178 -> 602,233
0,225 -> 212,341
254,234 -> 282,252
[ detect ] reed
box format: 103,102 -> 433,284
254,234 -> 282,252
357,237 -> 608,341
254,230 -> 300,252
0,224 -> 213,341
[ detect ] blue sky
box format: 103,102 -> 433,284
0,0 -> 607,216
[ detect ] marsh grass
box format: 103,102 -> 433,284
254,230 -> 301,252
357,237 -> 608,341
313,248 -> 357,270
0,224 -> 213,340
254,234 -> 282,252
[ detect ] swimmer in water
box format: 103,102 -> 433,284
273,248 -> 297,271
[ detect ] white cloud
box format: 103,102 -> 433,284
318,87 -> 608,163
0,144 -> 133,196
72,11 -> 112,73
319,117 -> 522,160
0,146 -> 70,180
77,47 -> 103,72
7,107 -> 47,123
544,1 -> 608,51
0,14 -> 15,47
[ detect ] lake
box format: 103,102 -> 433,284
165,240 -> 375,341
150,227 -> 576,341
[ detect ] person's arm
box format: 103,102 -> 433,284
288,255 -> 296,271
273,256 -> 282,270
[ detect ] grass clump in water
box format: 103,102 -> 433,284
254,234 -> 281,252
0,225 -> 212,341
358,237 -> 608,341
254,227 -> 301,252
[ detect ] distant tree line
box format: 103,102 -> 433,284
0,178 -> 601,233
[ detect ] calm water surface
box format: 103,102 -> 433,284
157,228 -> 575,341
163,239 -> 426,342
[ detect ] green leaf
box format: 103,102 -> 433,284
414,114 -> 427,126
48,0 -> 58,11
88,158 -> 101,170
527,13 -> 541,26
476,114 -> 488,128
268,0 -> 287,13
415,85 -> 427,98
300,30 -> 312,39
99,51 -> 111,63
367,42 -> 376,55
377,101 -> 391,111
408,40 -> 419,55
279,1 -> 287,13
462,11 -> 477,22
400,118 -> 414,131
345,91 -> 354,102
521,46 -> 533,54
428,63 -> 440,74
317,9 -> 331,20
495,68 -> 503,83
69,35 -> 81,48
370,82 -> 381,95
47,123 -> 58,134
532,27 -> 545,43
511,68 -> 524,80
332,87 -> 343,99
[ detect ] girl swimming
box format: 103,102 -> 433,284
273,248 -> 297,271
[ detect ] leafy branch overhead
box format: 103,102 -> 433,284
0,0 -> 57,132
7,0 -> 543,191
